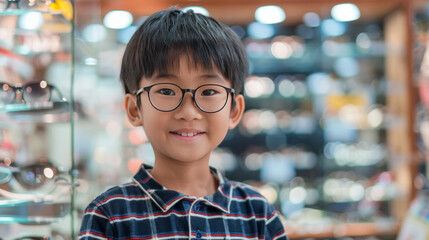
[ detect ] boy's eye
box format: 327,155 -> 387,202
201,89 -> 218,96
158,88 -> 176,96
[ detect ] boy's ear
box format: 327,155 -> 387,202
124,93 -> 143,127
228,94 -> 245,129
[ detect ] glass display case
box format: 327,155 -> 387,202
0,0 -> 76,239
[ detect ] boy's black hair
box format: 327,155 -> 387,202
120,8 -> 248,96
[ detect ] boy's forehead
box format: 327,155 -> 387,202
156,55 -> 221,76
141,52 -> 233,86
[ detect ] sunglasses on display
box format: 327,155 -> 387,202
0,161 -> 60,190
0,81 -> 66,106
3,0 -> 19,10
3,0 -> 49,11
2,0 -> 72,19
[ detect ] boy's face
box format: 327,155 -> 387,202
125,55 -> 245,164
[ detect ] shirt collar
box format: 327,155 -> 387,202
132,164 -> 232,213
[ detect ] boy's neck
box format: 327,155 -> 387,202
149,160 -> 219,198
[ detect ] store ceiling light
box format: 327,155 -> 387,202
255,5 -> 286,24
182,6 -> 209,16
104,10 -> 133,29
331,3 -> 361,22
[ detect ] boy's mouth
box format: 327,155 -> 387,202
170,129 -> 205,137
176,132 -> 202,137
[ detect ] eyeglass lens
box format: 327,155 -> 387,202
0,83 -> 15,104
148,84 -> 229,112
15,163 -> 57,189
22,82 -> 51,103
0,166 -> 12,185
0,161 -> 57,189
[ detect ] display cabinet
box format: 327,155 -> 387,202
0,0 -> 76,239
218,2 -> 414,239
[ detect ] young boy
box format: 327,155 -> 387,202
79,8 -> 287,240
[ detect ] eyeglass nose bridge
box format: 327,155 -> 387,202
14,88 -> 24,103
182,88 -> 196,94
179,88 -> 198,107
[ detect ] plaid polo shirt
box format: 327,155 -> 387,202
79,164 -> 287,240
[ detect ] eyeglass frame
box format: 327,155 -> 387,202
134,83 -> 236,113
0,81 -> 66,105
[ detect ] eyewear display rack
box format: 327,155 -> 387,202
0,0 -> 76,239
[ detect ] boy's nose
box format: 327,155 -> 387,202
174,93 -> 202,120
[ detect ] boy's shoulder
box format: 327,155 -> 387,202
225,180 -> 278,215
227,180 -> 269,202
88,181 -> 148,208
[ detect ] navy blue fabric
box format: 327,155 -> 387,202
79,164 -> 287,240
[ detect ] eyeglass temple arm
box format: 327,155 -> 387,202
50,85 -> 67,101
135,87 -> 146,96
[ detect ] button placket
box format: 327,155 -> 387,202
188,198 -> 205,240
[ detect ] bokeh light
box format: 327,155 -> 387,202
255,5 -> 286,24
321,19 -> 346,37
331,3 -> 361,22
303,12 -> 320,27
104,10 -> 133,29
82,24 -> 107,43
247,22 -> 276,39
182,6 -> 210,16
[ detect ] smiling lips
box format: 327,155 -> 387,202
176,132 -> 201,137
170,129 -> 205,138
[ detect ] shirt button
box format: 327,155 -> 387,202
194,204 -> 200,211
196,230 -> 202,239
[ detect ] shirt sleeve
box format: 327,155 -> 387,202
265,204 -> 288,240
78,201 -> 115,240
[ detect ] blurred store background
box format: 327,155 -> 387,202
1,0 -> 429,239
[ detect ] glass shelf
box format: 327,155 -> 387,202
0,9 -> 56,16
0,101 -> 68,113
0,101 -> 71,123
0,201 -> 70,224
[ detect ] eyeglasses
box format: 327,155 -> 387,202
3,0 -> 50,11
10,236 -> 50,240
135,83 -> 235,113
0,161 -> 60,190
0,81 -> 66,105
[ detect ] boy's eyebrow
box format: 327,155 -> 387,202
200,73 -> 227,82
152,73 -> 177,80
